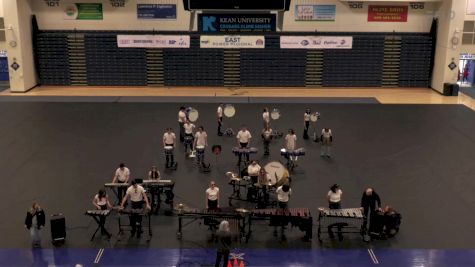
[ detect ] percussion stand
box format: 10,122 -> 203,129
87,213 -> 111,241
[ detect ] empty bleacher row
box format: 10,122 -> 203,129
34,31 -> 434,88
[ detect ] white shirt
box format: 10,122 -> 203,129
206,187 -> 219,201
285,134 -> 297,150
115,167 -> 130,182
262,112 -> 270,123
328,189 -> 342,203
304,113 -> 310,122
94,195 -> 107,206
163,132 -> 176,145
184,123 -> 195,134
322,129 -> 332,139
217,106 -> 223,118
126,185 -> 146,202
276,186 -> 292,202
195,131 -> 207,147
248,164 -> 261,176
178,110 -> 186,123
237,130 -> 252,143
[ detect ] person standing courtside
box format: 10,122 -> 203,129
360,187 -> 382,228
120,180 -> 151,238
24,202 -> 45,248
215,220 -> 232,267
163,128 -> 176,168
206,181 -> 220,210
111,163 -> 130,203
303,108 -> 311,139
217,103 -> 224,136
236,126 -> 252,166
320,128 -> 333,158
178,107 -> 186,142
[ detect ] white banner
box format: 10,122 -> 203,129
117,35 -> 190,48
200,35 -> 265,49
280,36 -> 353,49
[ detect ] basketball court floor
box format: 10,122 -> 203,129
1,87 -> 475,266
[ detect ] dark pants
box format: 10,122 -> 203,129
179,122 -> 185,142
329,202 -> 341,209
117,183 -> 126,204
208,199 -> 218,210
165,144 -> 175,167
215,250 -> 230,267
99,205 -> 109,236
263,140 -> 270,155
184,134 -> 194,152
238,142 -> 249,165
278,201 -> 288,209
218,117 -> 223,135
363,206 -> 376,229
303,121 -> 310,139
130,201 -> 143,236
258,186 -> 269,208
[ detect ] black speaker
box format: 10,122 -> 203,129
50,214 -> 66,245
443,83 -> 452,96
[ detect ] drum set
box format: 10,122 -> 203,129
227,161 -> 290,208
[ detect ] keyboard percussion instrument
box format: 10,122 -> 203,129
250,208 -> 312,241
85,209 -> 111,241
317,207 -> 366,242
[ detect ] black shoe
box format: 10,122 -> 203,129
218,133 -> 223,136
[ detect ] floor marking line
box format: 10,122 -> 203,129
94,248 -> 104,264
368,249 -> 380,264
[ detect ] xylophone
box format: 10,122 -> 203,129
177,207 -> 246,241
249,208 -> 312,241
232,147 -> 258,156
317,208 -> 366,242
85,209 -> 111,241
117,208 -> 152,240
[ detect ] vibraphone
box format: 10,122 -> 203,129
117,208 -> 152,241
317,208 -> 365,242
85,210 -> 111,241
177,208 -> 247,241
249,208 -> 312,241
141,179 -> 175,214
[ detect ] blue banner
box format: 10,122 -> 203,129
137,4 -> 176,19
198,14 -> 276,32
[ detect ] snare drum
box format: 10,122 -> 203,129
188,108 -> 199,122
223,104 -> 236,118
164,146 -> 174,155
270,108 -> 280,120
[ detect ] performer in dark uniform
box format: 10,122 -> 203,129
360,187 -> 381,228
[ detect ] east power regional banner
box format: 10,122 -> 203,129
117,35 -> 190,48
280,36 -> 353,49
200,36 -> 265,49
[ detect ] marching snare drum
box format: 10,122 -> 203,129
264,161 -> 287,186
270,108 -> 280,120
223,104 -> 236,118
310,113 -> 318,122
188,108 -> 199,122
164,146 -> 174,155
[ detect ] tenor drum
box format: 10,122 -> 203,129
270,109 -> 280,120
188,108 -> 199,122
264,161 -> 287,186
223,104 -> 236,118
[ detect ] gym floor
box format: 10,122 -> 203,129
1,91 -> 475,266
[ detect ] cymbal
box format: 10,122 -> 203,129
174,203 -> 188,211
235,208 -> 250,213
226,171 -> 238,178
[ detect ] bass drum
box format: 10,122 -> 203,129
188,108 -> 199,122
264,161 -> 289,186
223,104 -> 236,118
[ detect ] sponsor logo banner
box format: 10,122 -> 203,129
137,4 -> 177,20
198,14 -> 276,32
200,36 -> 265,49
368,5 -> 408,22
295,5 -> 336,21
64,3 -> 103,20
117,35 -> 190,48
280,36 -> 353,49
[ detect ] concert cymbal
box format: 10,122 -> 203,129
235,208 -> 250,213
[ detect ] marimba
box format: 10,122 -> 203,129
250,208 -> 312,241
141,179 -> 175,215
317,208 -> 366,242
85,210 -> 111,241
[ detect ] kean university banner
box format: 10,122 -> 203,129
200,35 -> 265,48
280,36 -> 353,49
117,35 -> 190,48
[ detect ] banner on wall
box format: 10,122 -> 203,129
280,36 -> 353,49
368,6 -> 408,22
117,35 -> 190,48
64,3 -> 103,20
137,4 -> 177,19
200,36 -> 265,49
198,14 -> 276,32
295,5 -> 336,21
